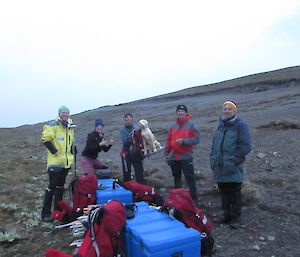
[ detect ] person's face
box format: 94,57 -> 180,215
95,125 -> 104,134
59,110 -> 70,122
176,109 -> 186,120
124,115 -> 133,126
223,104 -> 235,119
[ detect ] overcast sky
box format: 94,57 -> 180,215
1,0 -> 300,128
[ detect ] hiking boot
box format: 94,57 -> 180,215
42,215 -> 54,222
230,218 -> 241,229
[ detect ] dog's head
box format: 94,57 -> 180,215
138,119 -> 149,129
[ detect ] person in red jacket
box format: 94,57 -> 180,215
164,105 -> 200,200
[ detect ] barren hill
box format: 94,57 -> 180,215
0,66 -> 300,257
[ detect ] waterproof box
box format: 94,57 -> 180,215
125,202 -> 201,257
133,201 -> 158,216
96,179 -> 133,204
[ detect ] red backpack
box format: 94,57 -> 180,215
45,200 -> 126,257
123,180 -> 163,206
52,173 -> 98,222
163,189 -> 214,256
163,188 -> 212,234
71,172 -> 98,211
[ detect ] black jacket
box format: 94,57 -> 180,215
82,131 -> 112,159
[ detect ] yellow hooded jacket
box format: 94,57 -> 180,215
41,118 -> 76,169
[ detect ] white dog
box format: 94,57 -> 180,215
138,119 -> 162,155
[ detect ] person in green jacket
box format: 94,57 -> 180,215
41,106 -> 76,222
210,100 -> 251,229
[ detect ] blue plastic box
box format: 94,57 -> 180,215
125,202 -> 201,257
132,201 -> 158,216
96,179 -> 133,204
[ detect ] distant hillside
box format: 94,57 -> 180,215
141,65 -> 300,102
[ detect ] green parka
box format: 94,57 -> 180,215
210,116 -> 251,183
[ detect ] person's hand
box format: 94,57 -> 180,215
176,138 -> 184,145
53,151 -> 60,157
99,138 -> 107,146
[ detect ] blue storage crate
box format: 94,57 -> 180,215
124,202 -> 166,257
130,201 -> 159,217
125,204 -> 201,257
96,179 -> 133,204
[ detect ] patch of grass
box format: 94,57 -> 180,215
258,201 -> 283,213
0,203 -> 19,212
24,218 -> 40,228
241,181 -> 261,206
147,171 -> 169,189
15,207 -> 41,228
257,120 -> 300,130
0,230 -> 22,243
152,127 -> 169,135
202,185 -> 219,196
200,127 -> 214,133
208,119 -> 218,123
286,185 -> 300,195
251,176 -> 283,188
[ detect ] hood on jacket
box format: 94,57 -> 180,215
177,114 -> 191,126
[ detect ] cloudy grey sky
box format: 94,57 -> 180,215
1,0 -> 300,127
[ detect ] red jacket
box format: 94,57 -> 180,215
165,114 -> 200,160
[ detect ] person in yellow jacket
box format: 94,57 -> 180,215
41,106 -> 76,222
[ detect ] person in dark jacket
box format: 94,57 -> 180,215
120,113 -> 145,184
80,119 -> 113,174
164,105 -> 200,200
210,100 -> 251,228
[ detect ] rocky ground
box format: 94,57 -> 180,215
0,67 -> 300,257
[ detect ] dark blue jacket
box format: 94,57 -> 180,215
210,116 -> 251,182
120,125 -> 135,152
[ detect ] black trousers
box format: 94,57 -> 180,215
121,154 -> 145,184
218,182 -> 242,221
169,159 -> 197,200
41,167 -> 69,217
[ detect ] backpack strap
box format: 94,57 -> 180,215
88,207 -> 105,257
107,209 -> 124,256
112,179 -> 120,190
67,175 -> 79,207
195,212 -> 210,235
114,178 -> 128,189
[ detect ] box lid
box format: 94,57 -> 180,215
129,218 -> 185,237
97,178 -> 114,189
137,225 -> 200,252
134,202 -> 158,216
125,210 -> 170,232
96,188 -> 132,198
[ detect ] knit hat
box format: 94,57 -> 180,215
176,104 -> 188,113
223,100 -> 237,113
58,105 -> 70,114
124,113 -> 133,119
95,119 -> 104,127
